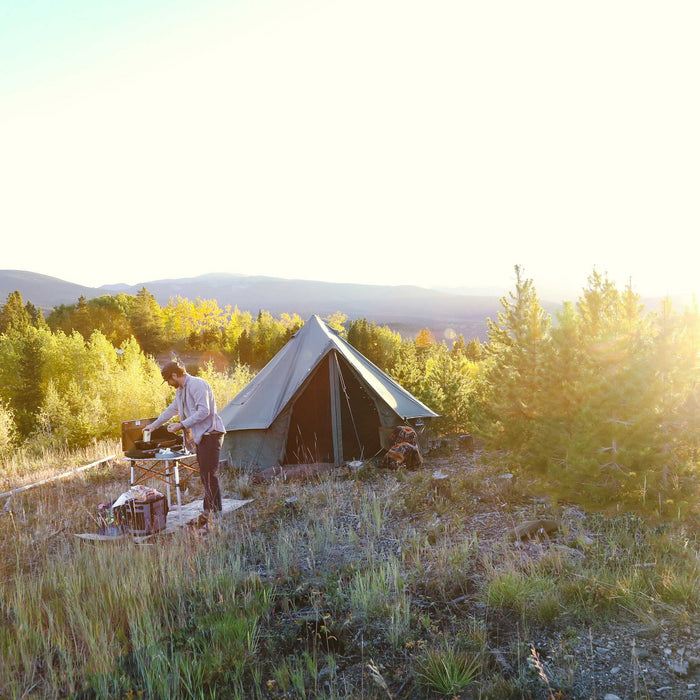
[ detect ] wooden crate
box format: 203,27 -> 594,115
115,497 -> 168,535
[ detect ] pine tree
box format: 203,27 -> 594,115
649,297 -> 700,488
24,301 -> 40,326
480,266 -> 551,457
543,274 -> 664,506
347,318 -> 370,357
422,344 -> 473,430
237,330 -> 254,367
466,338 -> 485,361
390,341 -> 423,400
72,296 -> 92,339
128,288 -> 165,356
251,311 -> 288,368
0,291 -> 31,334
14,329 -> 45,436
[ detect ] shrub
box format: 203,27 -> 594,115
414,647 -> 481,696
0,400 -> 17,456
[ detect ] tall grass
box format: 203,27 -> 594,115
2,442 -> 700,698
1,519 -> 271,698
348,554 -> 411,648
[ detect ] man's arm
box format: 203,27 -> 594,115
146,397 -> 179,433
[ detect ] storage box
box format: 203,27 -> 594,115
115,496 -> 168,535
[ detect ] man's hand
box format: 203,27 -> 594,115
167,422 -> 183,433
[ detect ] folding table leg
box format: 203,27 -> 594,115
174,461 -> 183,525
163,462 -> 172,509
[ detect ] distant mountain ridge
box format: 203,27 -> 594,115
1,269 -> 511,341
0,270 -> 99,309
2,269 -> 685,342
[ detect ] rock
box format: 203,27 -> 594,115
565,534 -> 595,549
604,694 -> 622,700
490,648 -> 513,673
510,519 -> 560,540
668,659 -> 689,676
632,623 -> 663,639
562,506 -> 587,522
552,544 -> 585,561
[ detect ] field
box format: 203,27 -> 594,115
1,438 -> 700,699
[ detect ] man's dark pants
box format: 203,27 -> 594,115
196,432 -> 224,513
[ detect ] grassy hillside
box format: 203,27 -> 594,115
1,439 -> 699,699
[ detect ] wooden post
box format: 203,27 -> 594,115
431,469 -> 451,500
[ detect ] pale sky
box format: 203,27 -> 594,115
1,0 -> 699,301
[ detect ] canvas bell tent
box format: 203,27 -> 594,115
220,315 -> 438,469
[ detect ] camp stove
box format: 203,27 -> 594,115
121,418 -> 182,457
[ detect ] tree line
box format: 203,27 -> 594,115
1,267 -> 699,516
0,287 -> 477,453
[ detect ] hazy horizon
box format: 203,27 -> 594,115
2,1 -> 698,300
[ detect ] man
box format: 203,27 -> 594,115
146,360 -> 226,515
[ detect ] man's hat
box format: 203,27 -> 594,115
161,360 -> 184,383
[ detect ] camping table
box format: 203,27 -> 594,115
127,453 -> 199,525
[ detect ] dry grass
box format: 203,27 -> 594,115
1,439 -> 700,699
0,439 -> 121,488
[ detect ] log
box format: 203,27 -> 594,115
0,455 -> 117,501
